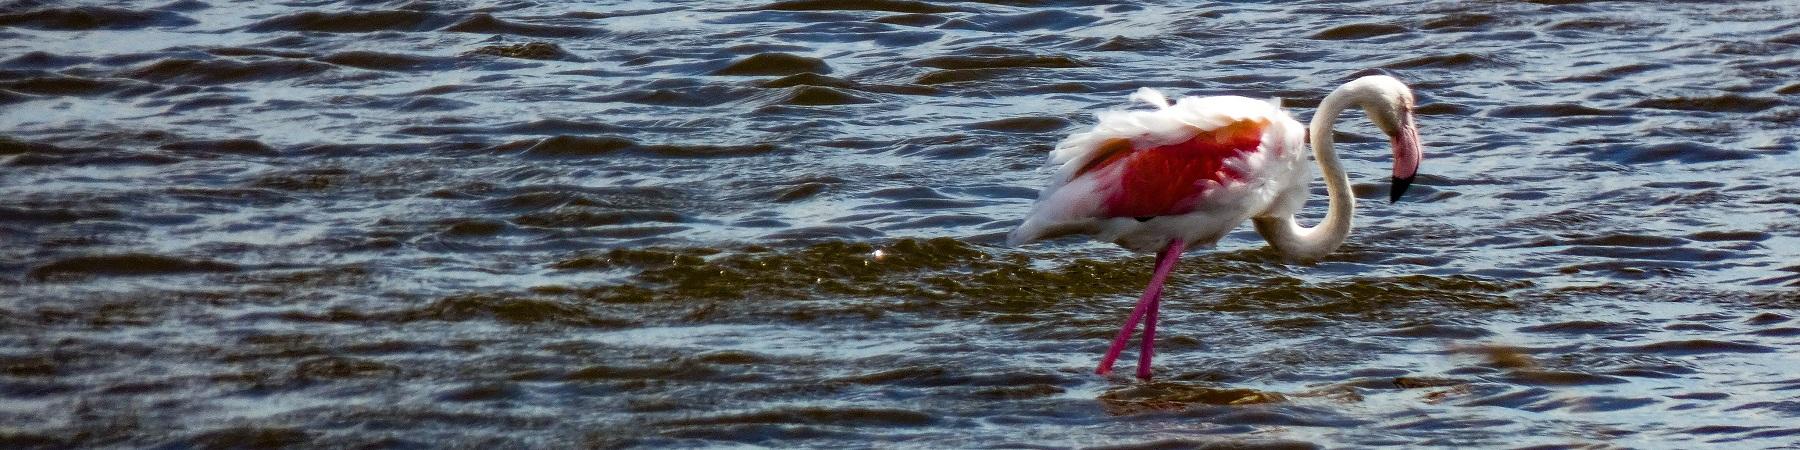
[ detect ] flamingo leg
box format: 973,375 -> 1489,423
1095,239 -> 1184,378
1138,277 -> 1160,380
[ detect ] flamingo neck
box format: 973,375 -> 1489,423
1255,84 -> 1360,262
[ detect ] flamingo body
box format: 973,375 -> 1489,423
1008,90 -> 1307,253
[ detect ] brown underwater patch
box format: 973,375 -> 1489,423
1099,381 -> 1287,415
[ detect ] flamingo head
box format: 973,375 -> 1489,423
1357,76 -> 1422,203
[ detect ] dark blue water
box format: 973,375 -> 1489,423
3,1 -> 1798,448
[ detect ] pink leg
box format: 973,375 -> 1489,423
1138,283 -> 1160,380
1095,239 -> 1185,378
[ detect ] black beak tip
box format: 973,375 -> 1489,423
1390,175 -> 1415,203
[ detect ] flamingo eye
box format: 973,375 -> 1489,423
1369,107 -> 1402,136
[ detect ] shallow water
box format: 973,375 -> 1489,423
3,0 -> 1799,448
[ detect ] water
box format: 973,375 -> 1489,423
3,0 -> 1798,448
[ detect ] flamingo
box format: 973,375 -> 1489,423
1007,75 -> 1422,380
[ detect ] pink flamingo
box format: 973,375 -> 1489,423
1008,75 -> 1423,379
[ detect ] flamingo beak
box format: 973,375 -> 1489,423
1388,113 -> 1421,203
1390,175 -> 1414,203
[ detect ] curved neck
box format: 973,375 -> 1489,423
1255,86 -> 1360,262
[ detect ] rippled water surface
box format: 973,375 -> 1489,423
4,0 -> 1800,448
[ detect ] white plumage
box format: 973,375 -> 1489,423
1009,88 -> 1308,253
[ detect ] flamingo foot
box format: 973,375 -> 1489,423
1095,239 -> 1184,379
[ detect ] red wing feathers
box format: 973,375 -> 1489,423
1079,119 -> 1267,218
